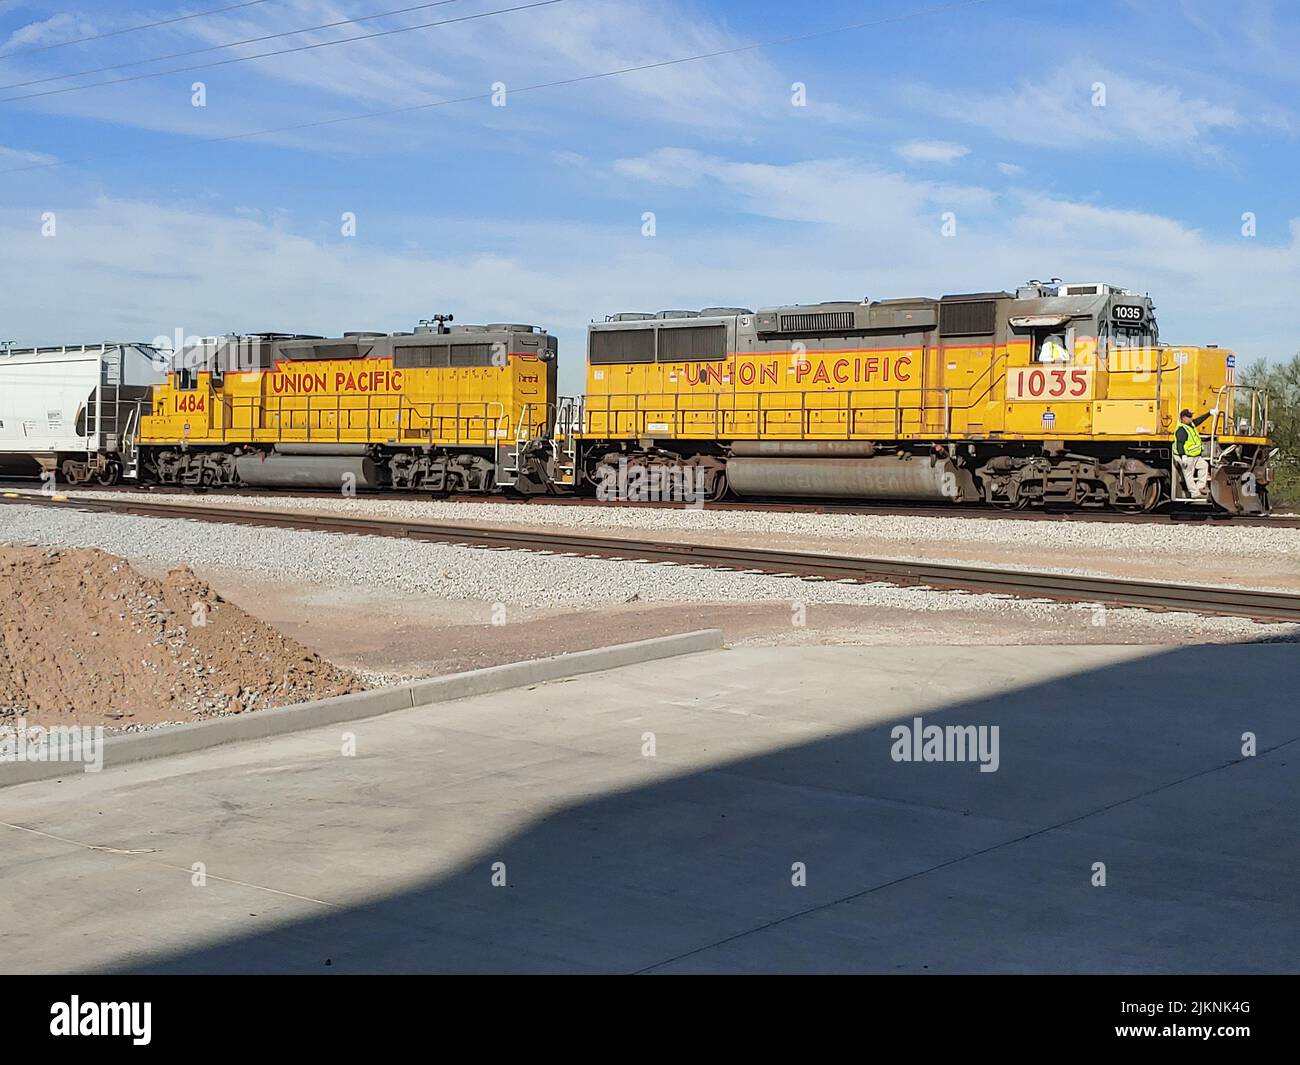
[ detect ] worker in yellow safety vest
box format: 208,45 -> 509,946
1036,333 -> 1071,363
1174,407 -> 1216,498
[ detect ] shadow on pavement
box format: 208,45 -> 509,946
117,638 -> 1300,974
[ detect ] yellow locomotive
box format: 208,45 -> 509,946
139,319 -> 558,493
131,281 -> 1273,514
571,281 -> 1273,514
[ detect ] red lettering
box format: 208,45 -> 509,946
760,362 -> 778,384
832,359 -> 849,384
392,370 -> 403,391
812,362 -> 830,384
738,362 -> 756,386
795,360 -> 811,383
706,365 -> 724,385
864,356 -> 880,382
1070,370 -> 1088,396
894,355 -> 912,383
334,372 -> 347,390
1048,369 -> 1067,397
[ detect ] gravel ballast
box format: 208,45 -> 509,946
63,490 -> 1300,556
1,503 -> 1295,641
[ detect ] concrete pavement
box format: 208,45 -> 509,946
1,641 -> 1297,973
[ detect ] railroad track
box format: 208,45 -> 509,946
3,490 -> 1299,624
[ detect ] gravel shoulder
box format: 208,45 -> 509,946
60,491 -> 1300,593
2,503 -> 1294,690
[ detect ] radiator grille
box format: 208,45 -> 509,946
656,324 -> 726,361
589,328 -> 656,364
939,300 -> 997,337
779,310 -> 855,333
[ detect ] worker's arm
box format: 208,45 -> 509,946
1193,410 -> 1214,427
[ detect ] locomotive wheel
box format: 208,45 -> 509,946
95,462 -> 121,486
706,471 -> 728,503
1116,479 -> 1162,514
1137,479 -> 1161,513
61,460 -> 85,486
192,467 -> 216,494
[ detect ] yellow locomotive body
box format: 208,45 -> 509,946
139,323 -> 557,492
577,283 -> 1272,513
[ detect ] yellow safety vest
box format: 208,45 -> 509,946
1178,421 -> 1203,457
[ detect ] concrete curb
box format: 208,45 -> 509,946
0,629 -> 724,788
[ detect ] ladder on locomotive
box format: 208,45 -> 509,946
494,400 -> 580,490
552,397 -> 581,487
84,346 -> 140,479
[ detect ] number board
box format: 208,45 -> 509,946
1006,367 -> 1094,402
1112,304 -> 1145,322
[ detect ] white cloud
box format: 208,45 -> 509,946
997,161 -> 1024,177
1,13 -> 96,52
911,61 -> 1244,151
6,148 -> 1297,393
896,139 -> 969,164
612,147 -> 996,230
0,0 -> 790,153
0,145 -> 56,166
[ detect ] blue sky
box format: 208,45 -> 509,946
0,0 -> 1297,394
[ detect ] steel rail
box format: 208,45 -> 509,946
3,491 -> 1298,623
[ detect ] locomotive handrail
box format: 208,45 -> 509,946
1209,384 -> 1269,447
584,385 -> 959,439
953,351 -> 1008,410
214,392 -> 509,447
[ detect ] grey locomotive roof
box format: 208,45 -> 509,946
601,307 -> 753,324
1007,292 -> 1128,318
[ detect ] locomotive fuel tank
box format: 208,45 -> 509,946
726,455 -> 978,501
233,450 -> 382,490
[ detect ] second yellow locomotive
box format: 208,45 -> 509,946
140,319 -> 558,493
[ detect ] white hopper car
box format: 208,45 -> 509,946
0,342 -> 168,485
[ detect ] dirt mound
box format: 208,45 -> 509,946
0,546 -> 363,729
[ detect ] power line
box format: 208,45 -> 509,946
0,0 -> 995,176
0,1 -> 278,60
0,0 -> 564,104
0,0 -> 470,92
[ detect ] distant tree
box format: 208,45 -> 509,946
1242,353 -> 1300,506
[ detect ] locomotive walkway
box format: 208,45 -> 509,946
1,642 -> 1296,973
